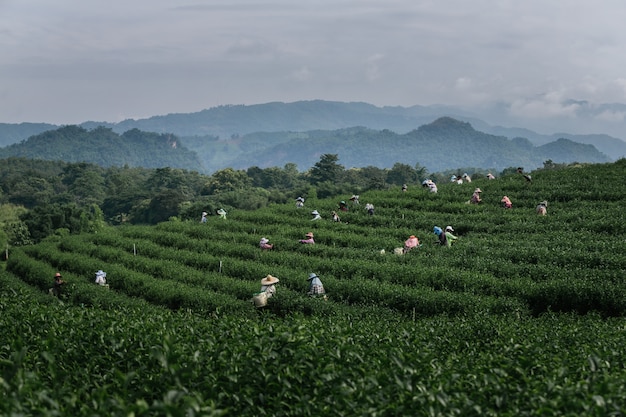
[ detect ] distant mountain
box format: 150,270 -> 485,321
0,122 -> 57,147
0,125 -> 204,171
0,101 -> 618,173
2,100 -> 625,158
211,117 -> 610,173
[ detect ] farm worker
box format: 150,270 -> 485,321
365,203 -> 374,215
94,270 -> 108,286
259,237 -> 273,250
260,274 -> 280,299
331,211 -> 341,222
339,201 -> 348,212
307,273 -> 327,298
52,272 -> 66,297
217,208 -> 227,219
456,176 -> 463,185
517,167 -> 532,182
300,232 -> 315,244
311,210 -> 321,221
350,194 -> 360,205
295,196 -> 305,208
433,226 -> 447,246
428,181 -> 437,193
450,175 -> 457,183
444,226 -> 458,247
402,184 -> 408,192
403,235 -> 420,253
200,211 -> 208,223
501,196 -> 512,209
487,173 -> 496,180
462,173 -> 472,183
536,200 -> 548,215
470,188 -> 482,204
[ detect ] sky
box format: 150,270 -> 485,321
2,0 -> 626,131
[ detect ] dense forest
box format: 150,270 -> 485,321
0,154 -> 572,251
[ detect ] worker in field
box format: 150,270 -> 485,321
339,200 -> 348,212
469,188 -> 482,204
51,272 -> 66,297
311,210 -> 321,221
402,183 -> 408,192
200,211 -> 208,223
331,211 -> 341,222
517,167 -> 532,182
350,194 -> 360,205
501,196 -> 512,209
299,232 -> 315,244
259,237 -> 274,250
403,235 -> 420,253
536,200 -> 548,215
217,208 -> 227,219
462,173 -> 472,183
295,196 -> 305,208
260,274 -> 280,299
365,203 -> 375,215
444,226 -> 458,247
307,273 -> 327,298
95,270 -> 109,287
433,226 -> 447,246
487,173 -> 496,180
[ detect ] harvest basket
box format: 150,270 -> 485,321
252,291 -> 268,307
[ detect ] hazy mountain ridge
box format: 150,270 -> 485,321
229,118 -> 609,173
2,100 -> 625,158
0,101 -> 619,173
0,126 -> 204,171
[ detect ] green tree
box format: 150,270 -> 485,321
205,168 -> 252,194
386,163 -> 416,186
309,154 -> 344,185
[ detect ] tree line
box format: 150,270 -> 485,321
0,154 -> 549,249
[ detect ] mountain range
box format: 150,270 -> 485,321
0,100 -> 623,173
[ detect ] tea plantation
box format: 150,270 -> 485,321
2,160 -> 626,416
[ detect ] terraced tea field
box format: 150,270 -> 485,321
2,160 -> 626,415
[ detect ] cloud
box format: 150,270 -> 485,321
509,92 -> 582,119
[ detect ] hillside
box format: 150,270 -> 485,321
0,125 -> 205,171
2,160 -> 626,415
0,117 -> 610,174
2,100 -> 625,163
225,118 -> 610,173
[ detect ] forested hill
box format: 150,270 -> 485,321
0,125 -> 204,171
226,118 -> 610,173
2,101 -> 626,161
0,118 -> 610,174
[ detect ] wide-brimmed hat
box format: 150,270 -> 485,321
305,232 -> 314,238
307,273 -> 318,280
433,226 -> 443,236
311,210 -> 319,215
501,196 -> 509,201
261,274 -> 280,285
217,208 -> 226,214
445,226 -> 454,232
55,272 -> 62,277
202,211 -> 207,216
540,200 -> 548,206
474,188 -> 482,193
95,270 -> 106,277
296,197 -> 304,201
260,237 -> 269,244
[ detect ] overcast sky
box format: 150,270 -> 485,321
2,0 -> 626,126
